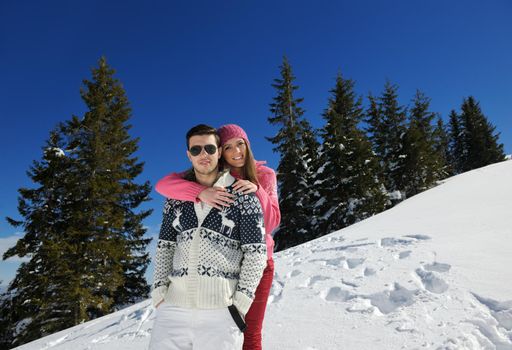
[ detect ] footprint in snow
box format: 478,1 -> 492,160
135,307 -> 152,334
471,292 -> 512,332
398,250 -> 412,259
346,297 -> 375,314
325,257 -> 346,266
380,237 -> 414,247
321,236 -> 345,243
309,257 -> 346,267
365,283 -> 417,314
128,307 -> 148,321
302,275 -> 330,288
346,258 -> 365,269
286,269 -> 302,278
395,321 -> 418,333
313,242 -> 375,253
268,279 -> 285,304
415,268 -> 449,294
321,287 -> 355,302
292,257 -> 303,266
423,261 -> 451,273
341,279 -> 359,288
403,234 -> 431,240
364,267 -> 377,276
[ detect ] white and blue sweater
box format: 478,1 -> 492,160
151,170 -> 267,316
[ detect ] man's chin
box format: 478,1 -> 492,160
194,166 -> 217,176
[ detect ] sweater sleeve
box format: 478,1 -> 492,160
155,171 -> 207,203
255,167 -> 281,234
232,194 -> 267,317
151,199 -> 179,307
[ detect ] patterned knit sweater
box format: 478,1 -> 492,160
151,170 -> 267,316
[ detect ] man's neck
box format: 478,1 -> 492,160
195,170 -> 219,187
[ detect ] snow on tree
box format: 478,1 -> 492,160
1,57 -> 152,347
315,73 -> 386,235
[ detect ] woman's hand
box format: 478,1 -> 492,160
232,179 -> 258,195
198,187 -> 236,210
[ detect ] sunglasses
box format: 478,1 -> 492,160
189,144 -> 218,156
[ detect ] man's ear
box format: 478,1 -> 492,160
187,150 -> 192,163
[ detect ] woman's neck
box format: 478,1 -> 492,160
230,166 -> 242,175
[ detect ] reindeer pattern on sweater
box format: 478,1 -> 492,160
151,171 -> 267,315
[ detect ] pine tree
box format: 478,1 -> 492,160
267,57 -> 316,250
401,91 -> 445,197
63,57 -> 153,317
432,116 -> 451,178
366,82 -> 408,204
459,96 -> 505,172
0,282 -> 15,350
299,119 -> 321,232
0,283 -> 12,350
316,73 -> 387,235
448,110 -> 465,174
1,57 -> 152,347
1,129 -> 79,346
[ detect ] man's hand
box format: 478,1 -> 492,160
232,179 -> 258,195
198,187 -> 236,210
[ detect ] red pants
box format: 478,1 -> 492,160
243,258 -> 274,350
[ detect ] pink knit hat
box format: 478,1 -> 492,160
217,124 -> 250,146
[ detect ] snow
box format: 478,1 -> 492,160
15,160 -> 512,349
316,161 -> 331,175
314,197 -> 326,208
15,318 -> 33,337
46,147 -> 65,157
388,190 -> 403,201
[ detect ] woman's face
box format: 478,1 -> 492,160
222,137 -> 247,168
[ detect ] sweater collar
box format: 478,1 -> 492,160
213,169 -> 235,188
194,170 -> 235,225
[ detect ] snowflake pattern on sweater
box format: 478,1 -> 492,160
152,172 -> 267,313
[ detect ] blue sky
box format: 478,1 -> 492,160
1,0 -> 511,286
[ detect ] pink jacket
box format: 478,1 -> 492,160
155,161 -> 281,259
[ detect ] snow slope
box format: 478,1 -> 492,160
15,160 -> 512,350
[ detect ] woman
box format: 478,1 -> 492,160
155,124 -> 280,350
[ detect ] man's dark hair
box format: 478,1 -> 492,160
186,124 -> 220,148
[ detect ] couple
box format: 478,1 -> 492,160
149,124 -> 280,350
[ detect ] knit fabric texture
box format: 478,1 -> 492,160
151,171 -> 267,316
218,124 -> 250,146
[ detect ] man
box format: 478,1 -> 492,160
149,124 -> 267,350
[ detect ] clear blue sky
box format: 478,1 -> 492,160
1,0 -> 511,286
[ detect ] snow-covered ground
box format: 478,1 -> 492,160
15,160 -> 512,350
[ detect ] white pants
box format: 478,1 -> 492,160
149,303 -> 243,350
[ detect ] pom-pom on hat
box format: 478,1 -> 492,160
218,124 -> 250,146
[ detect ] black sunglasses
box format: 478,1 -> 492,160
189,144 -> 217,156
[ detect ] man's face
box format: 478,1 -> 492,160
187,134 -> 221,176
